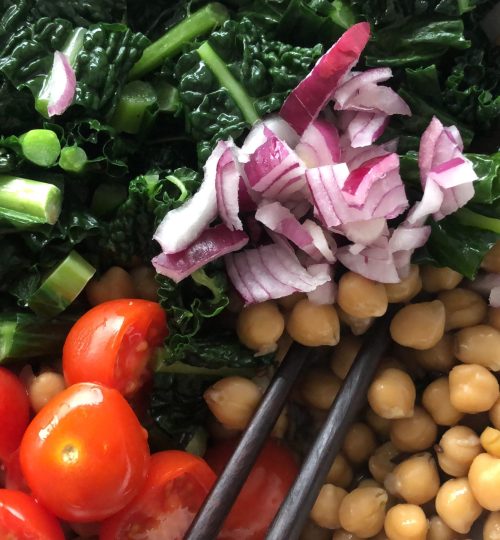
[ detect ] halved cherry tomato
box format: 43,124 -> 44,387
63,299 -> 168,397
205,439 -> 298,540
19,382 -> 150,523
0,489 -> 65,540
0,367 -> 30,462
100,450 -> 216,540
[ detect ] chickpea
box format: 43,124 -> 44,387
413,334 -> 456,373
484,511 -> 500,540
310,484 -> 347,529
469,453 -> 500,510
369,442 -> 399,484
330,335 -> 362,380
27,371 -> 66,413
368,368 -> 416,419
237,301 -> 285,354
203,377 -> 261,430
422,377 -> 463,426
427,515 -> 464,540
488,307 -> 500,331
326,453 -> 353,489
286,299 -> 340,347
300,520 -> 332,540
338,272 -> 388,319
300,368 -> 341,411
358,479 -> 382,489
384,265 -> 422,303
438,288 -> 487,331
129,266 -> 159,301
278,292 -> 306,311
436,425 -> 482,477
390,301 -> 445,350
338,307 -> 375,336
384,453 -> 440,505
454,325 -> 500,371
490,398 -> 500,430
449,364 -> 500,414
85,266 -> 136,305
390,406 -> 438,452
384,504 -> 428,540
366,408 -> 392,438
332,531 -> 362,540
339,487 -> 388,538
342,423 -> 377,465
482,240 -> 500,273
481,427 -> 500,459
435,478 -> 482,534
421,265 -> 463,293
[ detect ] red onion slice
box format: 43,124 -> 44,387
334,68 -> 393,108
295,119 -> 341,167
339,84 -> 412,116
307,264 -> 336,304
346,112 -> 389,148
46,52 -> 76,117
215,142 -> 245,231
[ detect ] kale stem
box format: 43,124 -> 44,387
166,175 -> 189,202
197,41 -> 259,125
456,207 -> 500,234
129,3 -> 229,80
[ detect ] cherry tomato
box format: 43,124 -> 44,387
63,299 -> 168,397
19,382 -> 150,522
3,449 -> 29,493
0,489 -> 65,540
100,450 -> 216,540
205,439 -> 298,540
0,367 -> 30,462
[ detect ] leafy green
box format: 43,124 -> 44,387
470,152 -> 500,204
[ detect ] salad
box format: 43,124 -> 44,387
0,0 -> 499,538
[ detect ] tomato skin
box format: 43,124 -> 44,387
0,489 -> 65,540
63,299 -> 168,397
19,382 -> 150,523
0,367 -> 30,462
205,439 -> 298,540
100,450 -> 216,540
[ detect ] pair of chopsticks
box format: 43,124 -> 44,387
186,305 -> 397,540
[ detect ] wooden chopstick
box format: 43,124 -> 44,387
185,342 -> 315,540
266,305 -> 398,540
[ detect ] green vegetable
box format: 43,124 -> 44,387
19,129 -> 61,167
28,250 -> 96,317
111,81 -> 158,134
58,145 -> 88,173
0,175 -> 62,228
470,152 -> 500,204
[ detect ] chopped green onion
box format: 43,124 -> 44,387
19,129 -> 61,167
59,145 -> 88,173
111,81 -> 158,134
153,81 -> 180,113
185,427 -> 208,457
90,182 -> 128,217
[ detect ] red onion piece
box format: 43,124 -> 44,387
307,264 -> 336,304
216,142 -> 245,231
295,119 -> 341,167
341,218 -> 388,245
152,225 -> 249,283
334,68 -> 393,107
302,220 -> 337,263
46,52 -> 76,117
280,22 -> 371,135
346,112 -> 389,148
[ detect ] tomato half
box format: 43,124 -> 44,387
19,382 -> 150,522
0,367 -> 30,462
205,439 -> 298,540
0,489 -> 65,540
100,450 -> 216,540
63,299 -> 168,397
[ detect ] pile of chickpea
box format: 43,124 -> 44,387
204,244 -> 500,540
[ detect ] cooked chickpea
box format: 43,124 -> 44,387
368,368 -> 416,419
236,301 -> 285,354
390,301 -> 445,350
358,479 -> 382,489
278,292 -> 306,311
435,478 -> 482,534
438,288 -> 487,331
339,487 -> 388,538
129,266 -> 159,301
310,484 -> 347,529
384,504 -> 428,540
384,453 -> 439,505
203,376 -> 261,430
484,511 -> 500,540
436,425 -> 482,477
427,515 -> 463,540
27,371 -> 66,413
488,307 -> 500,331
422,377 -> 463,426
338,307 -> 375,336
338,272 -> 388,319
390,406 -> 438,452
384,265 -> 422,303
85,266 -> 136,305
366,408 -> 392,438
342,423 -> 377,465
490,398 -> 500,430
449,364 -> 500,414
482,240 -> 500,273
480,427 -> 500,460
300,368 -> 341,411
369,442 -> 399,484
326,453 -> 353,489
454,325 -> 500,371
412,334 -> 455,373
469,453 -> 500,510
421,265 -> 463,293
330,335 -> 362,379
286,299 -> 340,347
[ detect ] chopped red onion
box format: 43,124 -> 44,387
307,264 -> 336,304
46,52 -> 76,117
302,220 -> 337,263
295,119 -> 341,167
215,142 -> 245,231
346,112 -> 389,148
153,225 -> 249,283
341,218 -> 388,245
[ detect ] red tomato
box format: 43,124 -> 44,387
100,450 -> 216,540
0,489 -> 65,540
63,299 -> 168,397
19,382 -> 150,522
205,439 -> 298,540
0,367 -> 30,462
3,450 -> 29,493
